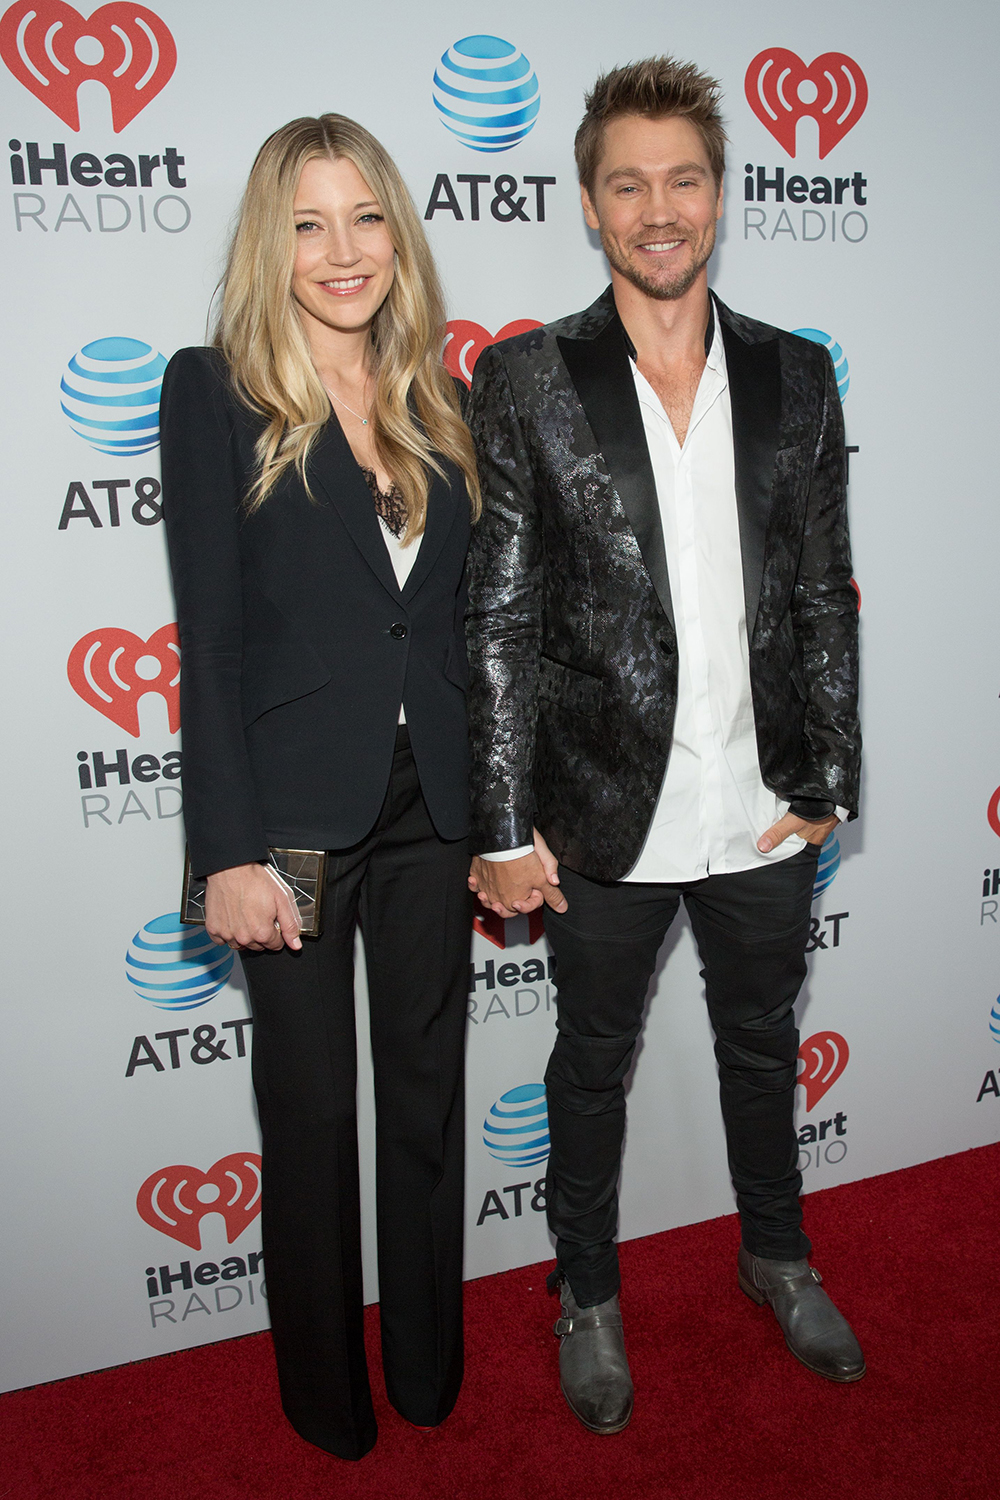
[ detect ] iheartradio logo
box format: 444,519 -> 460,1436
137,1153 -> 262,1250
444,318 -> 542,388
67,623 -> 179,736
0,1 -> 176,132
988,787 -> 1000,839
797,1030 -> 849,1111
745,49 -> 868,159
474,906 -> 545,950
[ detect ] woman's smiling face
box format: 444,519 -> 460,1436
290,155 -> 396,339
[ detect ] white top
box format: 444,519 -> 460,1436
381,519 -> 421,724
483,311 -> 844,874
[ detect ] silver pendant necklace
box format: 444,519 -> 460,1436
324,383 -> 369,426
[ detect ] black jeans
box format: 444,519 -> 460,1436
241,730 -> 472,1460
542,844 -> 822,1308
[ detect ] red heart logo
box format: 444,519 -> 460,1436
988,787 -> 1000,839
473,907 -> 545,950
67,622 -> 180,737
136,1153 -> 262,1250
745,49 -> 868,159
444,318 -> 543,388
797,1031 -> 849,1111
0,1 -> 176,132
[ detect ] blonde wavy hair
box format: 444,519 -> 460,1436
215,114 -> 480,534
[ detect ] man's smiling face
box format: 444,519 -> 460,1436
582,113 -> 723,302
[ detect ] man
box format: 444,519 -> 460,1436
466,57 -> 864,1435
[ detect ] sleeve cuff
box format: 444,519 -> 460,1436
479,845 -> 535,862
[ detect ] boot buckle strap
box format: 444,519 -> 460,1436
763,1267 -> 822,1300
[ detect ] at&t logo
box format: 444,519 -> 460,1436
477,1083 -> 549,1228
124,912 -> 251,1085
742,47 -> 868,247
796,1031 -> 849,1173
433,35 -> 539,153
424,32 -> 554,226
483,1083 -> 549,1168
60,336 -> 165,456
807,832 -> 849,955
126,913 -> 233,1011
792,328 -> 850,401
975,996 -> 1000,1104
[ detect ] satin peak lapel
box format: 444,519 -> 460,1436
558,318 -> 674,629
721,318 -> 780,641
308,416 -> 402,600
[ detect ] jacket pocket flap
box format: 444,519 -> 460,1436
538,655 -> 603,716
241,585 -> 332,726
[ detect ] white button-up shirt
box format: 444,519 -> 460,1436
624,315 -> 806,881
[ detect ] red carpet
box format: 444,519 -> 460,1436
2,1144 -> 997,1500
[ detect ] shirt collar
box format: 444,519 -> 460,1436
621,295 -> 716,363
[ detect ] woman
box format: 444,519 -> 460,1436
159,115 -> 479,1461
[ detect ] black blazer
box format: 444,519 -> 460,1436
160,347 -> 472,878
465,288 -> 860,881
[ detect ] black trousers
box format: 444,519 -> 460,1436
241,731 -> 472,1460
542,845 -> 821,1308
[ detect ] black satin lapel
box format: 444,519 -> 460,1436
722,322 -> 781,640
400,468 -> 458,603
308,417 -> 401,599
558,321 -> 673,628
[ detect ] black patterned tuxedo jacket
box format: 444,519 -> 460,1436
465,286 -> 860,881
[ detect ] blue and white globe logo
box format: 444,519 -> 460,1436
990,996 -> 1000,1044
60,337 -> 167,457
792,328 -> 850,401
812,832 -> 841,900
126,913 -> 234,1011
433,35 -> 540,153
483,1083 -> 550,1168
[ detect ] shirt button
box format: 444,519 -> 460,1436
389,622 -> 408,639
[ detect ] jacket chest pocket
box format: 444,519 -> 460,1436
538,655 -> 603,716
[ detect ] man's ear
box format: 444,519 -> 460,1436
716,182 -> 724,221
581,182 -> 600,231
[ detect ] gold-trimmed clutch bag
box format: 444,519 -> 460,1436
180,847 -> 327,938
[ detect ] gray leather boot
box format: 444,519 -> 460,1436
738,1247 -> 866,1382
553,1278 -> 634,1434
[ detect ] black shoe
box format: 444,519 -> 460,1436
553,1278 -> 634,1434
738,1246 -> 866,1382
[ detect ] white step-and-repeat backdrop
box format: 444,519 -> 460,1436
2,0 -> 998,1391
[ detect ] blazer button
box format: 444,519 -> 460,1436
390,622 -> 408,639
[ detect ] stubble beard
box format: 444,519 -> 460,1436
601,222 -> 716,302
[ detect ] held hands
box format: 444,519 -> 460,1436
205,863 -> 303,952
468,827 -> 569,919
757,811 -> 840,853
